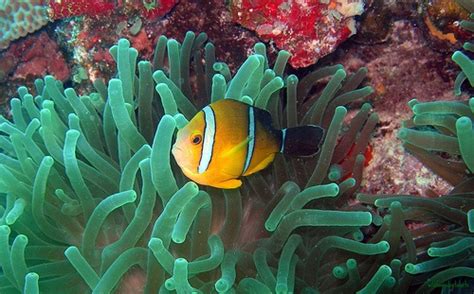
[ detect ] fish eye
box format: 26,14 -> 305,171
191,134 -> 202,145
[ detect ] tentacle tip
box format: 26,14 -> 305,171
380,264 -> 392,274
380,241 -> 390,251
361,102 -> 372,111
215,279 -> 230,293
427,248 -> 436,257
165,278 -> 176,291
187,181 -> 199,192
17,234 -> 28,243
356,154 -> 365,162
335,68 -> 347,78
346,178 -> 357,187
43,156 -> 54,166
118,38 -> 130,47
404,263 -> 416,274
175,257 -> 188,265
346,258 -> 357,268
64,246 -> 79,256
248,54 -> 261,64
26,272 -> 39,279
456,116 -> 472,130
390,201 -> 402,209
148,237 -> 162,249
167,38 -> 180,47
44,75 -> 55,81
264,222 -> 276,232
172,235 -> 185,244
156,83 -> 170,91
330,183 -> 340,195
451,50 -> 464,62
335,106 -> 348,115
287,74 -> 298,84
129,191 -> 138,202
0,225 -> 11,234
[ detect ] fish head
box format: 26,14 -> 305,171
172,112 -> 205,177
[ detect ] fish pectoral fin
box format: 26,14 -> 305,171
214,179 -> 243,189
221,136 -> 253,158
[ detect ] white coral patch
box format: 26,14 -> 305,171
346,18 -> 357,36
336,0 -> 365,17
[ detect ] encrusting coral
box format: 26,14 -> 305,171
0,25 -> 472,293
0,1 -> 49,50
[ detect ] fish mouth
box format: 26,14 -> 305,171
171,145 -> 188,168
171,147 -> 198,178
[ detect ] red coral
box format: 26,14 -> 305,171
130,29 -> 154,56
92,48 -> 114,64
48,0 -> 114,20
0,52 -> 17,81
9,32 -> 70,81
230,0 -> 361,68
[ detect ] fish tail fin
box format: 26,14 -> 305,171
279,125 -> 325,157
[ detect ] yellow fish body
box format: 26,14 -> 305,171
172,99 -> 324,189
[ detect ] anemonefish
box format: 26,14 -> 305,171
172,99 -> 324,189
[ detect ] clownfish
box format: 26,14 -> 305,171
172,99 -> 324,189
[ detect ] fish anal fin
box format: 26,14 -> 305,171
214,179 -> 242,189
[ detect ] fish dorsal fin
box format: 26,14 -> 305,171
222,135 -> 253,158
253,106 -> 274,131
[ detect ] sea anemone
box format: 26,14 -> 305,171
0,30 -> 384,293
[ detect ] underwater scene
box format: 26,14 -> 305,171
0,0 -> 473,293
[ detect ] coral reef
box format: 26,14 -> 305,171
0,0 -> 179,51
230,0 -> 365,68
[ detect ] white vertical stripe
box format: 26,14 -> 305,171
198,106 -> 216,174
280,128 -> 287,153
243,107 -> 255,173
